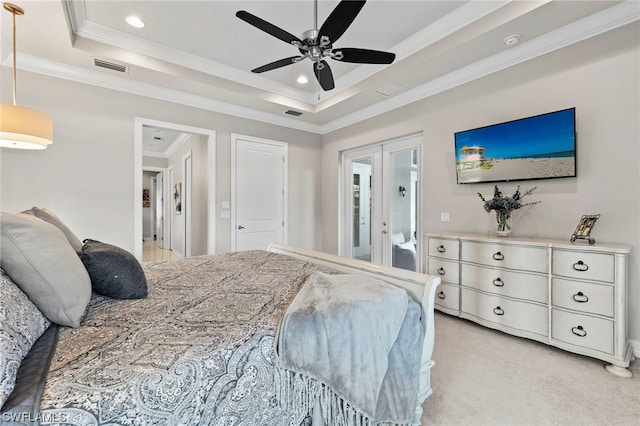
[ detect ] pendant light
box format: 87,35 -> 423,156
0,2 -> 53,149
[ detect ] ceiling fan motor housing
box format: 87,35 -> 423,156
236,0 -> 394,91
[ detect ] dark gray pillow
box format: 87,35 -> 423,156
80,239 -> 148,299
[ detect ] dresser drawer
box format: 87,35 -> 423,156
552,250 -> 614,283
552,308 -> 613,355
428,238 -> 459,261
462,264 -> 547,304
461,288 -> 548,337
428,258 -> 459,284
434,283 -> 460,313
462,241 -> 547,273
552,278 -> 613,317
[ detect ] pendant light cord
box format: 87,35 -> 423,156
3,3 -> 23,106
11,7 -> 17,105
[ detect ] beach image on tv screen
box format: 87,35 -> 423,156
455,108 -> 576,183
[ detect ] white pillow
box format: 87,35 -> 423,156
391,232 -> 405,245
0,212 -> 91,327
398,241 -> 417,252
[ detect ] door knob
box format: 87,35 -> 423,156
382,230 -> 388,234
237,225 -> 245,229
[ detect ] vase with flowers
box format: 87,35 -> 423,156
478,185 -> 540,237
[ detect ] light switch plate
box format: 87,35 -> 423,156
440,212 -> 450,222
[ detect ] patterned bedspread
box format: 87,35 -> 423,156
38,251 -> 331,426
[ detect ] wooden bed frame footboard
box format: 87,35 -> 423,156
267,243 -> 441,425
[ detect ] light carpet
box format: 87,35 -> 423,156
421,312 -> 639,425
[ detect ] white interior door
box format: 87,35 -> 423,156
183,152 -> 192,257
153,173 -> 164,248
232,135 -> 287,251
342,135 -> 422,271
168,166 -> 174,252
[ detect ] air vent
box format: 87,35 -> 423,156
375,82 -> 407,97
93,58 -> 128,73
285,110 -> 303,117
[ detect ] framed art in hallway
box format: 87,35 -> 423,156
142,189 -> 150,208
173,182 -> 182,214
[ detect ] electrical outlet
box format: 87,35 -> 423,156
440,212 -> 450,222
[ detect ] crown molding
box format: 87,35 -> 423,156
318,0 -> 640,134
65,0 -> 511,110
9,52 -> 322,134
164,132 -> 192,158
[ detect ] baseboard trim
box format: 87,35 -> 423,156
629,339 -> 640,358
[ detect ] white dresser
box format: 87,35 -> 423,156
426,232 -> 633,377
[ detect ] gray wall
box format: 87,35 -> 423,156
321,48 -> 640,341
166,134 -> 208,257
0,70 -> 323,255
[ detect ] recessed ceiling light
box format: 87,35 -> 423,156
126,16 -> 145,28
297,75 -> 309,84
504,34 -> 521,47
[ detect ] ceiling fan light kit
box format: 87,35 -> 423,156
236,0 -> 395,91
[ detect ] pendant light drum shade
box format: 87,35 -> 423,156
1,2 -> 53,150
0,104 -> 53,149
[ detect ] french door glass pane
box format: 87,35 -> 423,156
352,159 -> 372,262
390,149 -> 418,271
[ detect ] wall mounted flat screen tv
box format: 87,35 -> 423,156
455,107 -> 576,184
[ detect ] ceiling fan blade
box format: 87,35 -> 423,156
334,48 -> 396,64
318,0 -> 366,44
236,10 -> 302,45
314,61 -> 335,91
251,56 -> 302,73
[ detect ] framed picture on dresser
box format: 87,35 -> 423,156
570,214 -> 600,244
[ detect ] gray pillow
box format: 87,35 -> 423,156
0,270 -> 51,409
81,239 -> 148,300
21,207 -> 83,254
0,212 -> 91,328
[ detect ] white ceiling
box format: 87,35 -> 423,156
1,0 -> 639,153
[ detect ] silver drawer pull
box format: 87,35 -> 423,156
572,260 -> 589,272
437,291 -> 446,300
571,325 -> 587,337
492,251 -> 504,261
572,291 -> 589,303
437,267 -> 445,276
493,306 -> 504,316
493,278 -> 504,287
437,245 -> 446,253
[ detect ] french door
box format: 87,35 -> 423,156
342,134 -> 422,272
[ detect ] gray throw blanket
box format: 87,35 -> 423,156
274,272 -> 424,425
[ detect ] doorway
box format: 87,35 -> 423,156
341,134 -> 422,272
134,117 -> 216,261
231,134 -> 288,251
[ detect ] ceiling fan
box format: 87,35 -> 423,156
236,0 -> 395,91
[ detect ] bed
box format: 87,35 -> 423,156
0,210 -> 440,426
